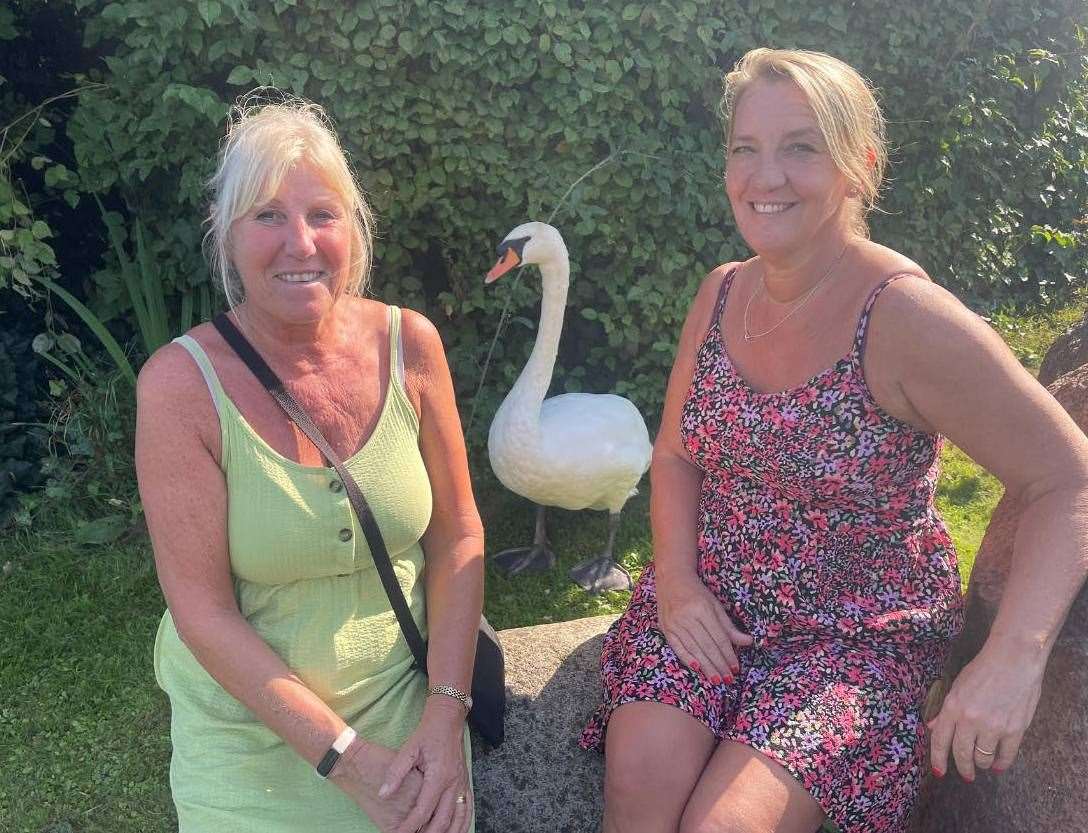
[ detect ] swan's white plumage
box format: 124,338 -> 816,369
487,222 -> 652,517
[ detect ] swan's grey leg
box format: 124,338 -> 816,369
569,511 -> 633,594
490,504 -> 557,576
533,502 -> 548,547
600,510 -> 621,561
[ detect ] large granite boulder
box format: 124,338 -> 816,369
1038,313 -> 1087,386
910,363 -> 1088,833
472,615 -> 615,833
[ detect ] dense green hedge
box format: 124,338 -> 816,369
7,0 -> 1088,446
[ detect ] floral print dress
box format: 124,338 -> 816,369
581,269 -> 965,833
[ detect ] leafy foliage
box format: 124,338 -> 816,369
26,359 -> 141,540
21,0 -> 1088,449
0,326 -> 45,527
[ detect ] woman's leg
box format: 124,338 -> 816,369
679,741 -> 825,833
602,702 -> 718,833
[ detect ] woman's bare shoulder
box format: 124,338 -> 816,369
856,240 -> 930,281
398,306 -> 446,368
137,331 -> 222,448
684,260 -> 745,336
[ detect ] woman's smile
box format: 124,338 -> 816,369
750,202 -> 796,215
275,270 -> 326,283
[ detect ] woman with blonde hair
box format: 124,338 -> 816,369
582,49 -> 1088,833
138,91 -> 481,833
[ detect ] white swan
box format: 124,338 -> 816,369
485,221 -> 652,593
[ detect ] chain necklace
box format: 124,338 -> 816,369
742,243 -> 851,341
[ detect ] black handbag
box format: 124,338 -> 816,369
213,313 -> 506,746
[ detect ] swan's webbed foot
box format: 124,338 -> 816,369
491,544 -> 556,577
569,556 -> 632,594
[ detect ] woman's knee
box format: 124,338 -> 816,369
603,734 -> 664,806
678,808 -> 760,833
603,703 -> 717,826
678,741 -> 825,833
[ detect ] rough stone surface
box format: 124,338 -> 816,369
910,364 -> 1088,833
1038,312 -> 1087,386
472,615 -> 615,833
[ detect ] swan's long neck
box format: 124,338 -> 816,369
496,253 -> 569,432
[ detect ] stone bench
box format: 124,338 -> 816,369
472,615 -> 614,833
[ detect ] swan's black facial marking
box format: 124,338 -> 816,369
497,236 -> 531,260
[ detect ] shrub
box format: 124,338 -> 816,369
14,0 -> 1088,447
0,325 -> 45,527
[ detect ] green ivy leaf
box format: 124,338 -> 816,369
43,164 -> 71,188
74,515 -> 129,545
553,41 -> 572,65
226,64 -> 252,85
196,0 -> 221,27
397,31 -> 418,54
100,3 -> 130,22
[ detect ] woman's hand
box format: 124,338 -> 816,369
657,571 -> 753,683
380,697 -> 472,833
329,740 -> 424,833
928,636 -> 1045,781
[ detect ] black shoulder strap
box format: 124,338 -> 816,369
211,313 -> 429,672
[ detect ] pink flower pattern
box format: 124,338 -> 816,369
580,271 -> 965,833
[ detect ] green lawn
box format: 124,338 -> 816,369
0,295 -> 1080,832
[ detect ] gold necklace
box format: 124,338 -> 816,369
742,244 -> 851,341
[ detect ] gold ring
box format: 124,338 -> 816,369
455,794 -> 466,804
973,744 -> 996,757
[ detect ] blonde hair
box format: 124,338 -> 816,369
204,89 -> 375,307
722,48 -> 887,237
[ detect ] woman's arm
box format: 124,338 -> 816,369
136,344 -> 421,828
652,266 -> 753,684
380,310 -> 483,833
867,279 -> 1088,780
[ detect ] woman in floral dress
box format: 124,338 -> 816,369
582,49 -> 1088,833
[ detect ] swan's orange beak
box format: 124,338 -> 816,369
485,247 -> 521,284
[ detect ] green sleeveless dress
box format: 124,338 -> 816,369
153,306 -> 472,832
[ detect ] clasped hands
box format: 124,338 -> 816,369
331,697 -> 471,833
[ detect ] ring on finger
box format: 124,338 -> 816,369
455,794 -> 466,804
973,744 -> 996,757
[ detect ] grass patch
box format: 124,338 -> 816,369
987,286 -> 1086,373
934,445 -> 1004,588
479,486 -> 652,630
0,533 -> 173,833
2,293 -> 1081,831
